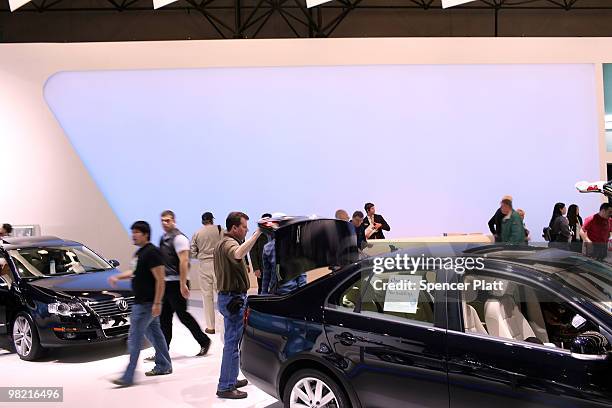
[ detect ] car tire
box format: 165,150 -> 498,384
12,312 -> 44,361
283,368 -> 350,408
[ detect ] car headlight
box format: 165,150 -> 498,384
48,302 -> 87,316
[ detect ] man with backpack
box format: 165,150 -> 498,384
146,210 -> 210,361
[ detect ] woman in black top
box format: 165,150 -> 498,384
567,204 -> 583,253
549,202 -> 571,249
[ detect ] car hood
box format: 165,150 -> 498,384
27,269 -> 132,302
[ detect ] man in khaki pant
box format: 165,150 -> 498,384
190,212 -> 223,334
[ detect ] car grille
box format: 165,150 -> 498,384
104,325 -> 130,337
86,297 -> 134,317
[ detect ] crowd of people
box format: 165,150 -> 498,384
487,195 -> 612,261
1,197 -> 610,399
103,203 -> 392,397
334,202 -> 391,250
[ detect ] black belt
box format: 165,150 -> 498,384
219,291 -> 246,296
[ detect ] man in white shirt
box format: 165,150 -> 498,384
146,210 -> 210,361
362,203 -> 391,239
191,212 -> 223,334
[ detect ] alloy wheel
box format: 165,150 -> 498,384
13,316 -> 33,357
290,377 -> 339,408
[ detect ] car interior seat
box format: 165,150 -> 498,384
522,286 -> 549,343
462,277 -> 487,334
341,282 -> 362,310
484,280 -> 537,341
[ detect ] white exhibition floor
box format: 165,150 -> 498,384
0,291 -> 280,408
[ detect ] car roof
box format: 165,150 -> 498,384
462,244 -> 593,270
366,243 -> 600,277
0,236 -> 80,250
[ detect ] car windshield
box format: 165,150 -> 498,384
8,245 -> 112,278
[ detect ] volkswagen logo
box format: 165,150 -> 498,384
116,299 -> 129,312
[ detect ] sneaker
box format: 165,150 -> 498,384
216,389 -> 247,399
205,328 -> 216,334
111,378 -> 133,388
196,342 -> 211,357
145,368 -> 172,376
235,379 -> 248,388
143,354 -> 156,362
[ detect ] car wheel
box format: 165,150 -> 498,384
12,313 -> 44,361
283,368 -> 350,408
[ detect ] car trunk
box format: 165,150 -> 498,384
262,218 -> 359,284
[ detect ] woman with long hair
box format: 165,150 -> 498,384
567,204 -> 583,252
549,202 -> 571,248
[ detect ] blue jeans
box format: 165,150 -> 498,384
217,292 -> 246,392
121,302 -> 172,384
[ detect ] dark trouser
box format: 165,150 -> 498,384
569,240 -> 583,253
160,280 -> 210,348
257,277 -> 262,295
585,242 -> 608,261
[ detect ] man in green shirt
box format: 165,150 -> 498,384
500,199 -> 526,245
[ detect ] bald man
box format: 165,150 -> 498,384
335,209 -> 350,222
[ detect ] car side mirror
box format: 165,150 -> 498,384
570,332 -> 610,360
108,259 -> 120,268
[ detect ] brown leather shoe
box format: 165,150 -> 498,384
205,328 -> 216,334
235,379 -> 248,388
216,389 -> 247,399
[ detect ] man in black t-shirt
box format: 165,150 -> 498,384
108,221 -> 172,387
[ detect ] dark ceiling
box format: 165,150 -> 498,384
1,0 -> 612,41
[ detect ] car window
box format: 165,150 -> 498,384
10,257 -> 35,278
327,273 -> 366,312
328,268 -> 438,327
461,273 -> 608,351
0,263 -> 12,288
8,246 -> 111,278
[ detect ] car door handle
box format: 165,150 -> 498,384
335,332 -> 356,346
464,356 -> 483,369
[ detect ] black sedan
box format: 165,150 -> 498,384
241,218 -> 612,408
0,236 -> 133,360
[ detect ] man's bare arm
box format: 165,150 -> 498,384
114,270 -> 134,280
580,227 -> 591,242
233,230 -> 263,260
108,270 -> 133,287
178,250 -> 189,285
151,265 -> 166,305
